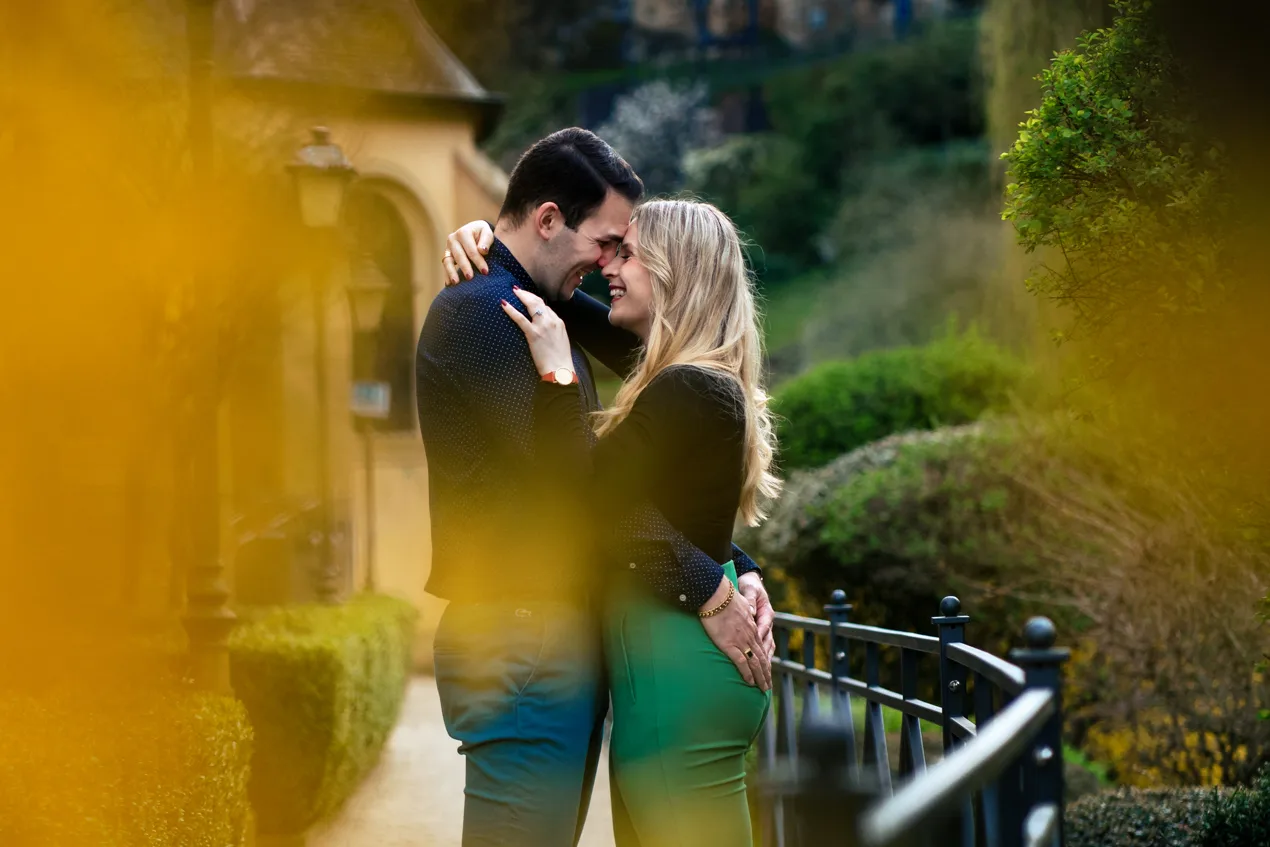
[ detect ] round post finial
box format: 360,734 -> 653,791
1023,616 -> 1057,650
939,596 -> 961,617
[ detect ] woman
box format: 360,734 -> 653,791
445,200 -> 780,847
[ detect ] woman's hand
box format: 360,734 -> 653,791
443,220 -> 496,284
500,288 -> 575,378
699,577 -> 771,692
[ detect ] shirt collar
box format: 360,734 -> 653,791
487,238 -> 541,296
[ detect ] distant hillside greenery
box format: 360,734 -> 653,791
688,18 -> 986,278
478,16 -> 1027,378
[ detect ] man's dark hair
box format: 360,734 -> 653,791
499,128 -> 643,230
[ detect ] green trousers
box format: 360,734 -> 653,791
605,562 -> 771,847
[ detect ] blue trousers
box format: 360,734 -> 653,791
434,600 -> 608,847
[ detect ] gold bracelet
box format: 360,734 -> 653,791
698,581 -> 735,618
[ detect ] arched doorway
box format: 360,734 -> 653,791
343,187 -> 415,432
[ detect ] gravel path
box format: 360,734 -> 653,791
308,676 -> 616,847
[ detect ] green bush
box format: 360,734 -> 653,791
0,687 -> 253,846
781,425 -> 1060,656
771,330 -> 1026,471
1066,770 -> 1270,847
745,414 -> 1270,787
230,593 -> 418,835
1203,767 -> 1270,846
1066,788 -> 1213,847
739,424 -> 1050,704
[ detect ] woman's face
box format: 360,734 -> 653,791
603,220 -> 654,340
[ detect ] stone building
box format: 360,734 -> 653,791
214,0 -> 507,663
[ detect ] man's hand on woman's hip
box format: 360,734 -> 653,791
737,571 -> 776,661
698,576 -> 771,692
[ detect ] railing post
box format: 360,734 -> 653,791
802,627 -> 819,726
861,640 -> 892,796
774,624 -> 796,847
760,650 -> 780,847
789,718 -> 875,847
932,596 -> 970,754
1010,617 -> 1069,846
825,589 -> 857,773
898,645 -> 927,780
972,670 -> 1002,847
932,595 -> 973,847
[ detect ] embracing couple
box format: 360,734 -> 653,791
415,127 -> 781,847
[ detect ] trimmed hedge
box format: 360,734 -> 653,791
741,424 -> 1056,693
771,330 -> 1025,471
230,593 -> 418,835
1067,772 -> 1270,847
1067,788 -> 1213,847
1204,768 -> 1270,846
0,686 -> 253,846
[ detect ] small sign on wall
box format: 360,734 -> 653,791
351,381 -> 392,419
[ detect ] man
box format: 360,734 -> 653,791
416,127 -> 773,847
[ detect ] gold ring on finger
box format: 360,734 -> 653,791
744,649 -> 754,659
442,250 -> 452,263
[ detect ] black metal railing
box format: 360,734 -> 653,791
758,592 -> 1069,847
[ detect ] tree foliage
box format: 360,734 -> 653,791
980,0 -> 1110,173
1001,0 -> 1229,352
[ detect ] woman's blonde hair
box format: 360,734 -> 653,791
593,199 -> 781,525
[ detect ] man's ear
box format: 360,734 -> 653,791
531,202 -> 562,241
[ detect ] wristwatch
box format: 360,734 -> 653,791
542,367 -> 576,386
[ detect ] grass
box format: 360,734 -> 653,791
788,687 -> 907,735
1064,743 -> 1114,787
852,697 -> 906,735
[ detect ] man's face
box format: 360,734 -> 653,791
539,190 -> 632,300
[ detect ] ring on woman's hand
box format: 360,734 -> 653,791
744,649 -> 755,659
442,249 -> 452,263
533,309 -> 544,317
